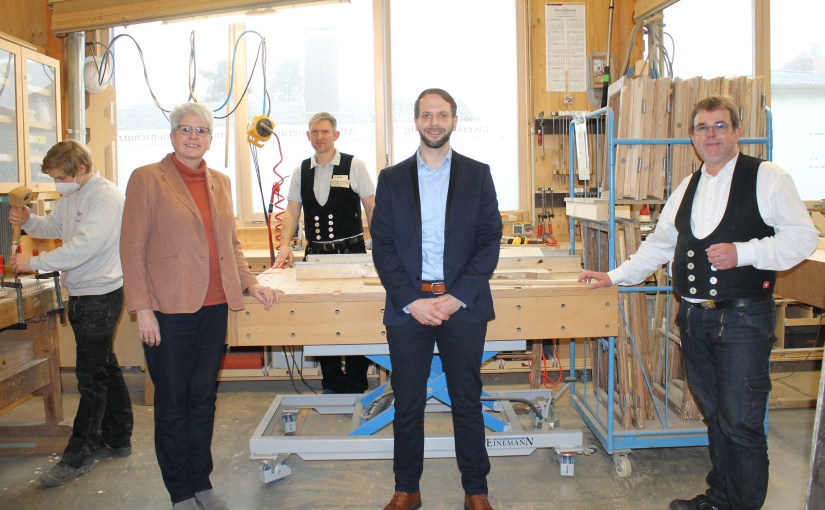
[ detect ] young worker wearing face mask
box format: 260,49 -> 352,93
9,139 -> 134,488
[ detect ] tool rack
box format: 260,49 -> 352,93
564,105 -> 773,477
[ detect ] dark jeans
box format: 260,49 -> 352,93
144,304 -> 228,504
386,318 -> 490,496
305,244 -> 370,394
319,356 -> 371,393
679,299 -> 774,510
62,287 -> 133,468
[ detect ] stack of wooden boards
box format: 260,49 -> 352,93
570,75 -> 771,429
581,219 -> 702,430
607,74 -> 766,200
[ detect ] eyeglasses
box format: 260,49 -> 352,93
175,125 -> 211,137
691,122 -> 731,136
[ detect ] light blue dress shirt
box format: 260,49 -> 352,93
417,148 -> 451,281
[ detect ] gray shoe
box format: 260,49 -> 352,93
172,498 -> 201,510
195,489 -> 229,510
96,445 -> 132,459
39,459 -> 95,488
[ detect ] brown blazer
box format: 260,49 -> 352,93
121,154 -> 258,314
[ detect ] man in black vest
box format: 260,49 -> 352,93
275,112 -> 375,394
578,95 -> 817,510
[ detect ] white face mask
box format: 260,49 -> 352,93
55,172 -> 84,196
55,182 -> 81,196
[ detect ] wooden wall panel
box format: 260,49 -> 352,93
0,1 -> 51,51
529,0 -> 639,121
50,0 -> 344,34
526,0 -> 641,235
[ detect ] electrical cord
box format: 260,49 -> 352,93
527,339 -> 563,389
86,41 -> 115,90
267,148 -> 287,262
619,13 -> 674,79
281,346 -> 320,394
248,123 -> 285,265
88,29 -> 269,121
773,317 -> 823,381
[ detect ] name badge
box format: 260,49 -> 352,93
331,175 -> 350,188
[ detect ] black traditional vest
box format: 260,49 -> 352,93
300,153 -> 363,244
673,154 -> 776,301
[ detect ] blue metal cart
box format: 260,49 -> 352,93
565,104 -> 772,477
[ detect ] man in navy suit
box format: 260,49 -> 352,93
371,88 -> 502,510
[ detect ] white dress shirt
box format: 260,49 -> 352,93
608,153 -> 818,287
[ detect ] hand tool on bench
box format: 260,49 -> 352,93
6,186 -> 33,329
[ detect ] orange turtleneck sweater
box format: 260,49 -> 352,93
171,153 -> 227,306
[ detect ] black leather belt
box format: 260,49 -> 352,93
692,297 -> 771,310
421,281 -> 446,295
308,234 -> 364,253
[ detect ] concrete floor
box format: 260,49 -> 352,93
0,372 -> 815,510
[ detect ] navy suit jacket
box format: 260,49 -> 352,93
371,150 -> 502,327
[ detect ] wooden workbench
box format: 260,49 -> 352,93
0,280 -> 70,454
228,263 -> 618,347
143,249 -> 614,404
776,247 -> 825,309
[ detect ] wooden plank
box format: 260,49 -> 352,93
529,340 -> 541,389
0,435 -> 70,455
0,340 -> 34,374
651,381 -> 703,421
614,229 -> 633,428
637,76 -> 655,199
51,0 -> 309,33
776,249 -> 825,309
0,423 -> 73,437
769,371 -> 820,409
0,358 -> 51,410
296,262 -> 377,280
611,76 -> 629,199
624,224 -> 650,425
771,348 -> 823,363
626,77 -> 645,199
0,394 -> 33,416
649,268 -> 668,385
649,77 -> 671,199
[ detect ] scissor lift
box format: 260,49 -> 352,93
249,341 -> 586,482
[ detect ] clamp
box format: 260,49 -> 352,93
36,271 -> 67,325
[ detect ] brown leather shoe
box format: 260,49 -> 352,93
464,493 -> 493,510
383,490 -> 422,510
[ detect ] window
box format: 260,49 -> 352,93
114,18 -> 237,210
243,0 -> 376,220
389,0 -> 519,209
770,0 -> 825,200
664,0 -> 753,79
112,1 -> 522,222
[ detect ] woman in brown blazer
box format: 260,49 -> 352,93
121,103 -> 281,510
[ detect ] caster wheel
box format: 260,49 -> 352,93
613,453 -> 632,478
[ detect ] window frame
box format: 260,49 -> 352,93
109,0 -> 528,226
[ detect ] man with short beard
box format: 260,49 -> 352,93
371,88 -> 501,510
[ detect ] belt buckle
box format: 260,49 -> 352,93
699,301 -> 716,310
423,282 -> 445,295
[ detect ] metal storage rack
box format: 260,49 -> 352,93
564,105 -> 772,477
